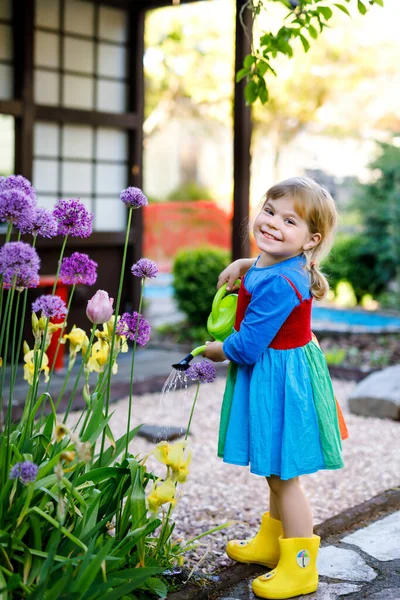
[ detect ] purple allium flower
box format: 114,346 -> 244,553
0,241 -> 40,288
0,189 -> 36,230
131,258 -> 158,279
9,461 -> 39,484
116,312 -> 151,346
120,187 -> 148,209
60,252 -> 98,286
186,360 -> 217,384
17,206 -> 58,238
53,198 -> 93,238
0,174 -> 37,202
32,294 -> 67,319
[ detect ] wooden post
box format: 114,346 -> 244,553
13,0 -> 34,179
128,3 -> 146,310
232,0 -> 252,260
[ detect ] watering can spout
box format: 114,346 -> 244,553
171,280 -> 240,371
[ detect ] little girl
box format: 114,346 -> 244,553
203,177 -> 348,600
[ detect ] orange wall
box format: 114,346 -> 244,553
143,201 -> 232,272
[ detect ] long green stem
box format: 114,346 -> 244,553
0,284 -> 16,495
46,284 -> 76,391
0,223 -> 12,320
29,234 -> 69,416
6,290 -> 21,432
0,286 -> 15,405
99,207 -> 133,466
185,382 -> 200,441
124,278 -> 145,457
62,324 -> 96,422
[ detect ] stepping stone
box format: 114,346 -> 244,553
348,365 -> 400,419
342,512 -> 400,561
318,546 -> 376,582
364,589 -> 400,600
305,582 -> 362,599
137,424 -> 186,442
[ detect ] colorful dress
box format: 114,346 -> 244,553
218,254 -> 348,480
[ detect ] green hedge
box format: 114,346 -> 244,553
172,246 -> 230,326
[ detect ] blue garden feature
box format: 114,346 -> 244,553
144,274 -> 400,332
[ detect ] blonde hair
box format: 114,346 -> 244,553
263,176 -> 338,300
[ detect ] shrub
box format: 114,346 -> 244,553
323,235 -> 389,303
173,247 -> 230,327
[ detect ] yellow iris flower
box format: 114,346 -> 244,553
23,348 -> 50,386
63,325 -> 89,357
153,441 -> 192,483
147,479 -> 176,513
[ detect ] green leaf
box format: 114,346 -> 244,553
92,425 -> 142,469
334,3 -> 351,15
299,34 -> 310,52
75,466 -> 129,486
71,538 -> 114,596
236,68 -> 249,83
357,0 -> 367,14
145,577 -> 167,598
244,80 -> 258,105
243,54 -> 256,68
317,6 -> 333,19
257,80 -> 269,105
31,507 -> 88,551
256,60 -> 269,77
373,0 -> 384,5
308,24 -> 318,39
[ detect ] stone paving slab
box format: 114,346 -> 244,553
342,511 -> 400,561
318,545 -> 376,582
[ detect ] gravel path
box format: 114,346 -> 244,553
69,376 -> 400,574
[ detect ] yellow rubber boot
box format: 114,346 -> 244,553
252,535 -> 320,599
226,512 -> 283,568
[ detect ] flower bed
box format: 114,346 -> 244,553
0,175 -> 223,599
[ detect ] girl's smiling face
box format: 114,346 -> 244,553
253,195 -> 321,267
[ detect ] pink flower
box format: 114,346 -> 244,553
86,290 -> 114,324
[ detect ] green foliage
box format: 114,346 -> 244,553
173,247 -> 230,327
166,181 -> 213,202
323,235 -> 391,302
353,142 -> 400,288
240,0 -> 384,104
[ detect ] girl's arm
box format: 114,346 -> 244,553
217,258 -> 256,290
222,275 -> 299,365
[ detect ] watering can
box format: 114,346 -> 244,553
172,279 -> 240,371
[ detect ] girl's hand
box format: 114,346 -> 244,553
217,258 -> 256,290
203,341 -> 226,362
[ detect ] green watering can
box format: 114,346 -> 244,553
172,279 -> 240,371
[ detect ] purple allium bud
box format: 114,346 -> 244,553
116,312 -> 151,346
53,198 -> 93,238
120,187 -> 148,209
20,461 -> 39,483
32,294 -> 68,319
0,241 -> 40,288
186,360 -> 217,384
0,189 -> 36,230
86,290 -> 114,324
60,252 -> 98,286
17,206 -> 58,238
9,461 -> 38,484
9,463 -> 22,480
131,258 -> 158,279
0,174 -> 37,202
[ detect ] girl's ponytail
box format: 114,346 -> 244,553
305,253 -> 330,300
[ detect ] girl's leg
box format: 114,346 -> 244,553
267,475 -> 313,538
268,487 -> 281,521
